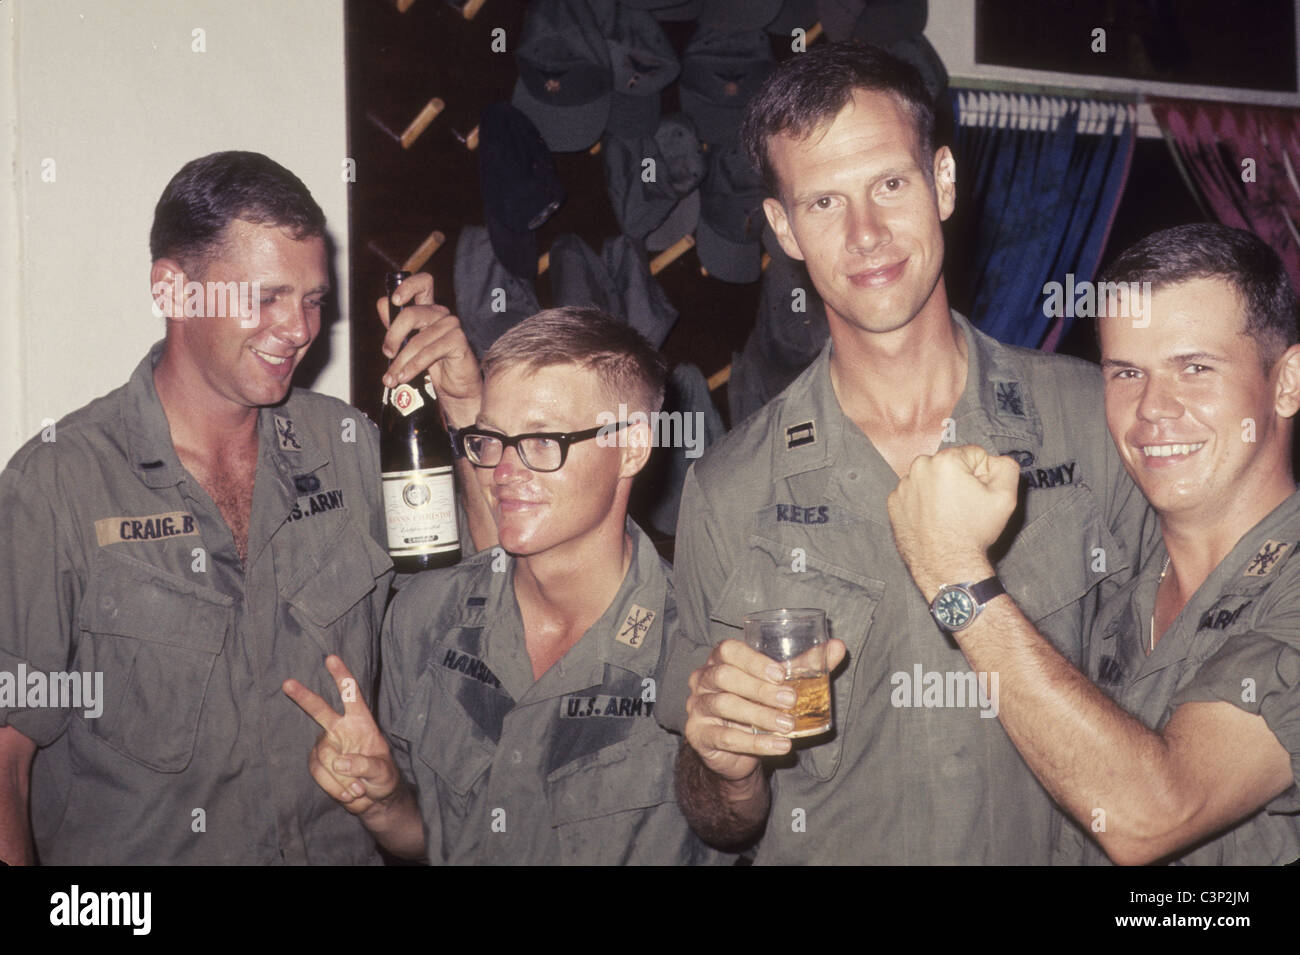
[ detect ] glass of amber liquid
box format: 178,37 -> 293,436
743,608 -> 832,739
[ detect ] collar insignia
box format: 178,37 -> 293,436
616,604 -> 656,648
1245,540 -> 1290,577
275,415 -> 302,452
786,420 -> 816,449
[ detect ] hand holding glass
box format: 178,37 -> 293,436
743,609 -> 832,739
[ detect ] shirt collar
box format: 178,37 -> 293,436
467,518 -> 671,699
121,339 -> 329,490
122,341 -> 187,489
948,311 -> 1044,449
772,311 -> 1044,481
1119,489 -> 1300,676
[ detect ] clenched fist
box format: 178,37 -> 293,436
887,445 -> 1019,600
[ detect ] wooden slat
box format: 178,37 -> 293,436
402,230 -> 447,272
401,97 -> 445,149
649,234 -> 695,275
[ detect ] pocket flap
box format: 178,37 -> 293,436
546,731 -> 677,826
997,485 -> 1121,623
80,549 -> 230,654
393,671 -> 495,797
283,522 -> 390,629
713,534 -> 885,661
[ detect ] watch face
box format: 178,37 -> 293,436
934,588 -> 975,630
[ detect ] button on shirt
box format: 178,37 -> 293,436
661,313 -> 1153,864
380,520 -> 729,865
1058,490 -> 1300,865
0,343 -> 393,864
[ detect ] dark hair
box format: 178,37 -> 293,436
149,151 -> 326,274
741,40 -> 937,201
1100,223 -> 1299,368
482,307 -> 668,414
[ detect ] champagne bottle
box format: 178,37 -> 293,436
379,271 -> 461,571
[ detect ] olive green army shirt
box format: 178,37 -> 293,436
662,313 -> 1153,864
0,343 -> 393,864
1058,490 -> 1300,865
380,520 -> 729,865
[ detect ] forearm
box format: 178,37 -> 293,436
674,741 -> 769,852
0,726 -> 36,865
890,449 -> 1227,863
454,457 -> 496,553
441,398 -> 496,553
953,596 -> 1191,861
359,779 -> 427,861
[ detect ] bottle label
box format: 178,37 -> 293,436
390,383 -> 424,417
382,466 -> 458,556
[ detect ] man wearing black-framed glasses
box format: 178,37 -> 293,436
285,307 -> 730,865
457,420 -> 630,473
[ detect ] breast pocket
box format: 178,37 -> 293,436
996,484 -> 1124,664
280,517 -> 392,667
390,667 -> 495,858
545,729 -> 683,865
712,535 -> 886,781
78,548 -> 230,772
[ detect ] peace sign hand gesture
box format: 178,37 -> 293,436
283,655 -> 401,817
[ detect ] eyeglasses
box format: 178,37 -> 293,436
457,421 -> 629,473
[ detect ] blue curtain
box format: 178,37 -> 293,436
952,91 -> 1136,349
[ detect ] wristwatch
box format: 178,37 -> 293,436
929,577 -> 1006,633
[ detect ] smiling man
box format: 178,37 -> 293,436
663,42 -> 1151,864
890,223 -> 1300,864
0,151 -> 483,864
284,308 -> 728,864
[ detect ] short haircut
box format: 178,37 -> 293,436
481,307 -> 668,416
741,40 -> 937,201
1100,223 -> 1299,368
149,151 -> 326,275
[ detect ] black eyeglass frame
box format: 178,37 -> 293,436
456,421 -> 630,472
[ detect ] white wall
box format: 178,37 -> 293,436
2,0 -> 350,463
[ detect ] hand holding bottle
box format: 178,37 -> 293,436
377,270 -> 481,429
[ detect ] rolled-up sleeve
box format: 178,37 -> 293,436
0,452 -> 82,747
1173,631 -> 1300,812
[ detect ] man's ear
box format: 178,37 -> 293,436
150,259 -> 187,321
620,419 -> 654,478
763,197 -> 805,262
933,147 -> 956,222
1274,343 -> 1300,419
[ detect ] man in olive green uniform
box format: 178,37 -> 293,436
0,344 -> 392,865
0,152 -> 482,864
666,43 -> 1150,863
891,224 -> 1300,865
376,515 -> 716,864
286,309 -> 728,864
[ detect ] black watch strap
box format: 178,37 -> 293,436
969,576 -> 1006,605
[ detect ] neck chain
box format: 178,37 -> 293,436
1149,555 -> 1172,654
